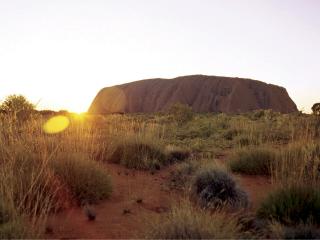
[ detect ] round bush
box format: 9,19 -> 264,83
192,168 -> 248,209
228,148 -> 275,175
145,201 -> 241,239
52,153 -> 112,204
257,186 -> 320,225
108,140 -> 167,170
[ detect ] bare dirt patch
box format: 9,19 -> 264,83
46,163 -> 177,239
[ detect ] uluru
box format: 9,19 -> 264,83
88,75 -> 298,114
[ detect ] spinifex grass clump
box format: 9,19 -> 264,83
107,135 -> 168,170
169,161 -> 200,190
0,142 -> 58,237
280,224 -> 320,239
192,168 -> 248,209
257,185 -> 320,225
272,142 -> 320,186
228,147 -> 276,175
145,200 -> 242,239
165,145 -> 191,163
0,218 -> 28,239
51,152 -> 112,204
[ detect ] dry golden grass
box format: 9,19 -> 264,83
0,110 -> 319,237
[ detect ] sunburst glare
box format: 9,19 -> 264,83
43,115 -> 70,134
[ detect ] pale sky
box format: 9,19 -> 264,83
0,0 -> 319,113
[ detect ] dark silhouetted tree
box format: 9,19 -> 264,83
312,103 -> 320,116
0,95 -> 35,120
0,94 -> 35,113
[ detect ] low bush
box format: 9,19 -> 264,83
223,129 -> 239,141
106,136 -> 169,170
269,222 -> 320,239
145,200 -> 242,239
169,161 -> 200,190
283,224 -> 320,239
257,185 -> 320,225
51,153 -> 112,204
192,168 -> 248,209
0,219 -> 28,239
272,143 -> 320,185
168,103 -> 194,125
228,147 -> 276,175
165,145 -> 191,163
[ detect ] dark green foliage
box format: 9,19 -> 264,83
275,143 -> 320,184
257,186 -> 320,225
168,103 -> 194,125
192,168 -> 248,209
108,141 -> 167,170
166,146 -> 191,163
224,129 -> 238,140
0,94 -> 34,113
169,161 -> 200,190
52,153 -> 112,204
238,137 -> 250,147
0,95 -> 35,121
145,201 -> 242,239
229,148 -> 276,175
283,224 -> 320,239
312,103 -> 320,116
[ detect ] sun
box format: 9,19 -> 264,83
72,112 -> 87,120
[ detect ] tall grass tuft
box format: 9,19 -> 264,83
271,142 -> 320,186
51,152 -> 112,204
228,147 -> 276,175
145,200 -> 242,239
257,185 -> 320,225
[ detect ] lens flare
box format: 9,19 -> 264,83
43,115 -> 70,134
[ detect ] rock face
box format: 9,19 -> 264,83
88,75 -> 298,114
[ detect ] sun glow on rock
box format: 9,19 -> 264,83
43,115 -> 70,134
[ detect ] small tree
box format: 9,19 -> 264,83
168,103 -> 194,125
312,103 -> 320,116
0,95 -> 35,113
0,95 -> 35,120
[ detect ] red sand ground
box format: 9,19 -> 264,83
46,161 -> 272,239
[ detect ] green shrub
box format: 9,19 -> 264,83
223,129 -> 238,141
2,147 -> 59,215
312,103 -> 320,116
229,147 -> 276,175
283,224 -> 320,239
168,103 -> 194,125
51,153 -> 112,204
107,138 -> 167,170
145,200 -> 242,239
0,219 -> 28,239
257,186 -> 320,225
169,161 -> 200,190
165,145 -> 191,163
272,143 -> 320,185
238,137 -> 250,147
192,168 -> 248,209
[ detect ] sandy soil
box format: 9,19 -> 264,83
46,163 -> 178,239
46,161 -> 272,239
